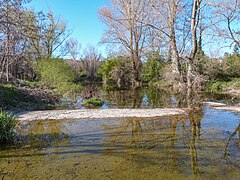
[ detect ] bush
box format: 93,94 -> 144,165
98,57 -> 132,89
201,53 -> 240,82
141,57 -> 165,83
209,81 -> 225,91
0,110 -> 16,143
209,78 -> 240,92
226,55 -> 240,78
23,80 -> 38,88
83,98 -> 104,107
36,58 -> 80,94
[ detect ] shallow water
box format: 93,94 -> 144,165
59,85 -> 240,109
0,105 -> 240,179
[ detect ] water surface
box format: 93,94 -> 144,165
59,85 -> 240,109
0,105 -> 240,179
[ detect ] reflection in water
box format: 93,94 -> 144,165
224,123 -> 240,171
16,120 -> 70,150
188,110 -> 202,178
103,89 -> 144,108
0,107 -> 240,179
60,85 -> 240,110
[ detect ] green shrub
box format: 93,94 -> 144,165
98,57 -> 132,89
36,58 -> 79,94
0,110 -> 16,143
228,78 -> 240,88
209,78 -> 240,91
209,81 -> 224,91
226,55 -> 240,78
202,53 -> 240,82
83,98 -> 104,107
98,58 -> 118,80
141,58 -> 165,83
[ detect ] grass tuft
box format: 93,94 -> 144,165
0,110 -> 17,143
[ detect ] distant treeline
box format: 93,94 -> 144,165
0,0 -> 239,92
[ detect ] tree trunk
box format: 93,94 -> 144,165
188,0 -> 201,90
187,59 -> 193,89
131,52 -> 141,88
171,35 -> 186,86
6,58 -> 9,82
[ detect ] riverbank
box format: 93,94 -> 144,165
2,80 -> 240,116
208,78 -> 240,96
0,83 -> 58,112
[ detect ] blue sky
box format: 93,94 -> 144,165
26,0 -> 233,58
27,0 -> 108,56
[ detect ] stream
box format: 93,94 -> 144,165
0,86 -> 240,179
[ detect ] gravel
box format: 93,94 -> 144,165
16,108 -> 187,121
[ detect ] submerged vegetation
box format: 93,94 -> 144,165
1,108 -> 240,179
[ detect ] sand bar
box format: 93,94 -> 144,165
16,108 -> 187,121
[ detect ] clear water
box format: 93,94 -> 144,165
0,105 -> 240,179
0,86 -> 240,179
59,85 -> 239,109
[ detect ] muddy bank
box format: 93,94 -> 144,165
16,108 -> 187,121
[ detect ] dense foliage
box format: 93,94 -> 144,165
141,56 -> 165,83
98,57 -> 132,89
36,58 -> 80,94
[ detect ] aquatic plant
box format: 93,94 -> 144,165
0,110 -> 16,143
83,98 -> 104,107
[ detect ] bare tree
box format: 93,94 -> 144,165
42,11 -> 72,58
187,0 -> 204,89
148,0 -> 191,85
65,37 -> 81,60
0,0 -> 29,82
148,0 -> 207,89
0,1 -> 71,82
24,11 -> 72,60
212,0 -> 240,48
98,0 -> 149,86
81,45 -> 102,80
